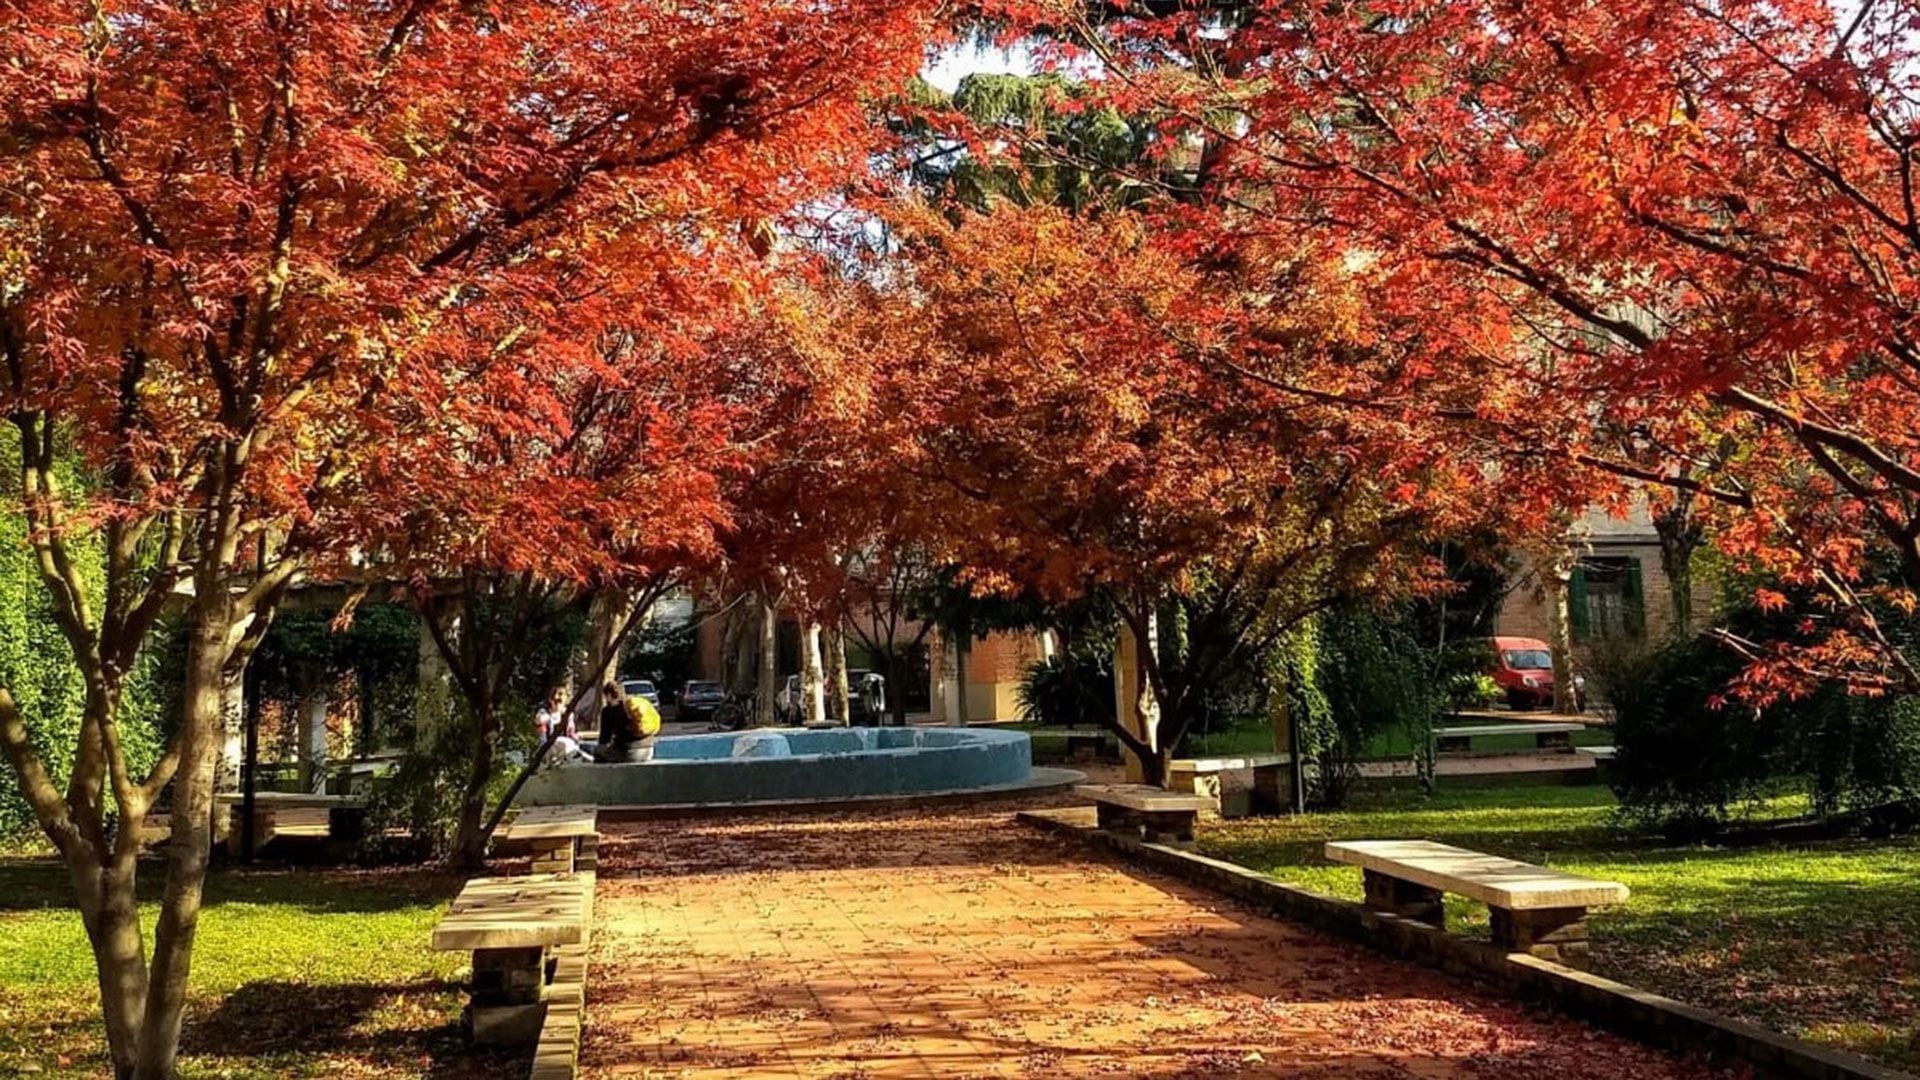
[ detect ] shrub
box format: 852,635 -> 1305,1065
1017,650 -> 1114,727
365,595 -> 582,859
1589,635 -> 1779,832
1591,622 -> 1920,832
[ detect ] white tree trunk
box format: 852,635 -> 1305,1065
755,591 -> 778,728
801,623 -> 827,726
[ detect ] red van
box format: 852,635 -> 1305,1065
1485,636 -> 1562,710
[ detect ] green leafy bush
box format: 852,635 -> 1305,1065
1591,617 -> 1920,832
1017,650 -> 1114,728
1589,635 -> 1777,831
365,595 -> 582,859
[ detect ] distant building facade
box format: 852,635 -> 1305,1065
1495,495 -> 1714,672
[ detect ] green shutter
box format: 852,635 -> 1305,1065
1568,564 -> 1589,642
1625,557 -> 1646,636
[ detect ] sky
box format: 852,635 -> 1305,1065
920,41 -> 1035,94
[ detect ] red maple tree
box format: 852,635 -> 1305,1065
1049,0 -> 1920,699
863,202 -> 1500,779
0,1 -> 932,1074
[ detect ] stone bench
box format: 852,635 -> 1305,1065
1076,783 -> 1205,844
1167,753 -> 1293,818
1048,729 -> 1118,761
216,791 -> 367,857
1433,722 -> 1583,754
1578,745 -> 1618,781
432,872 -> 592,1046
1326,839 -> 1628,968
502,805 -> 599,874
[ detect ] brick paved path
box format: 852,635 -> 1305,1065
584,805 -> 1710,1079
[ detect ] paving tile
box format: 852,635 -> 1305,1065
579,803 -> 1719,1079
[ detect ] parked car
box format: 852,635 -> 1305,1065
678,680 -> 726,724
621,678 -> 660,709
1482,636 -> 1583,710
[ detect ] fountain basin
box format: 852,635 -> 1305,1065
517,726 -> 1035,807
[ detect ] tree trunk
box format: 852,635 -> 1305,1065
951,636 -> 969,727
723,596 -> 756,696
825,625 -> 850,725
801,622 -> 826,726
755,591 -> 777,727
1113,613 -> 1163,783
888,651 -> 909,726
583,589 -> 640,691
448,701 -> 497,869
70,848 -> 148,1080
1653,500 -> 1702,639
1547,547 -> 1580,713
134,597 -> 229,1080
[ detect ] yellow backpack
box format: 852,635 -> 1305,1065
624,694 -> 662,737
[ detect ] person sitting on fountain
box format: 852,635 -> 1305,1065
535,687 -> 588,764
592,680 -> 661,763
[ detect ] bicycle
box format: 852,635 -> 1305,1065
709,691 -> 756,731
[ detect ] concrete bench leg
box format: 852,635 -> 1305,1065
468,945 -> 549,1044
326,806 -> 367,858
530,841 -> 576,875
1362,870 -> 1445,929
1436,735 -> 1471,753
1169,772 -> 1244,819
1537,731 -> 1573,751
225,807 -> 276,858
1492,906 -> 1590,967
1094,803 -> 1196,845
1249,766 -> 1292,815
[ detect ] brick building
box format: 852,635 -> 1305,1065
1495,495 -> 1713,674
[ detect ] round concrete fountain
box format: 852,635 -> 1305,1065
517,726 -> 1074,811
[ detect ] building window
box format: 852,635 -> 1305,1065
1570,556 -> 1644,641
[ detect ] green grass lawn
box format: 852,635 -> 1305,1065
0,855 -> 520,1079
1198,784 -> 1920,1071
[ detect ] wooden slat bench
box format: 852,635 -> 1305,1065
1433,722 -> 1583,754
1077,784 -> 1206,844
1326,839 -> 1628,967
502,805 -> 599,874
216,791 -> 367,857
432,872 -> 591,1046
1166,753 -> 1293,818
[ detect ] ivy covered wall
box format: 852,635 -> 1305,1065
0,441 -> 171,837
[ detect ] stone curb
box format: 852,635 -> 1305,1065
1017,807 -> 1911,1080
591,767 -> 1085,821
